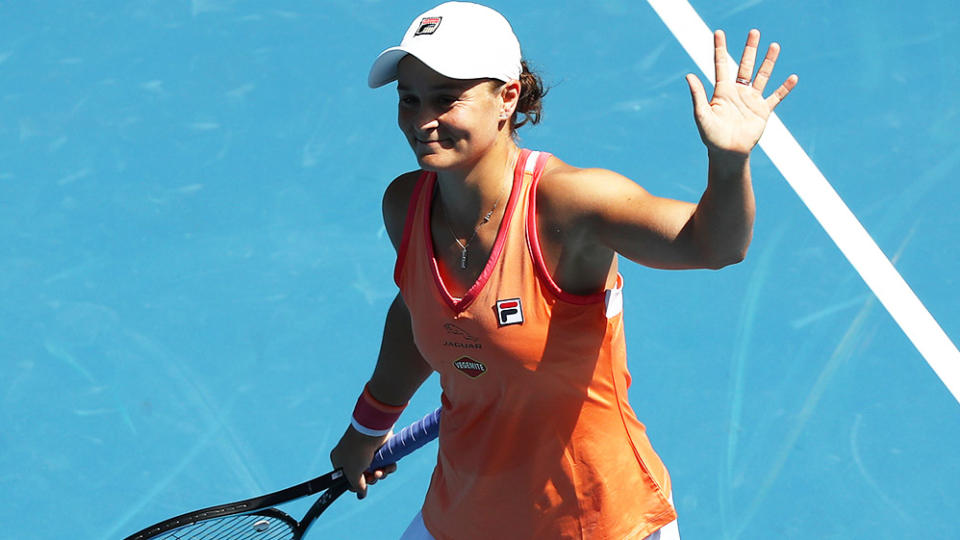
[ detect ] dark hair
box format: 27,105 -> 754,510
510,60 -> 547,133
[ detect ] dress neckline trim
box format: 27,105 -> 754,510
424,149 -> 533,313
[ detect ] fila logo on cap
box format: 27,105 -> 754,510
496,298 -> 523,327
415,16 -> 442,36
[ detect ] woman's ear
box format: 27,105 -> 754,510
499,79 -> 522,120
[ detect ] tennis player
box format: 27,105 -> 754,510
330,2 -> 797,539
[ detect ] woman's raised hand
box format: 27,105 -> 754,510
685,29 -> 798,156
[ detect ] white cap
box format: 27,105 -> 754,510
368,2 -> 522,88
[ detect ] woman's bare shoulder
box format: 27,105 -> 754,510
382,170 -> 423,251
537,155 -> 647,220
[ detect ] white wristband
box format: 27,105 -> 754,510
350,417 -> 393,437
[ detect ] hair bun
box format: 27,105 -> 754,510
512,60 -> 547,133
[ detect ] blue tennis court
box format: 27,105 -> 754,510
2,1 -> 958,538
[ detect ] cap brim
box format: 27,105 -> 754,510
367,47 -> 410,88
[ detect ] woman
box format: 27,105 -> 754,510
331,2 -> 797,539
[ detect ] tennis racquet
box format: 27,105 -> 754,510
124,407 -> 441,540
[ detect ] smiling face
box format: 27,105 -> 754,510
396,55 -> 515,172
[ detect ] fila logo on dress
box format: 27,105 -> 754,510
496,298 -> 523,327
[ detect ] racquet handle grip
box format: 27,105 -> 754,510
369,407 -> 441,471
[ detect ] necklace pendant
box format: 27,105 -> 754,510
459,248 -> 468,269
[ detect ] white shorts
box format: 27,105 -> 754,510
399,504 -> 681,540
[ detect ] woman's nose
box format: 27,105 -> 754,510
414,108 -> 440,131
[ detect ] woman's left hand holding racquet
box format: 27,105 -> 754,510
330,425 -> 398,500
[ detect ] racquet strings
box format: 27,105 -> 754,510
153,512 -> 297,540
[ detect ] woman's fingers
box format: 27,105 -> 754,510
713,30 -> 729,84
752,42 -> 781,93
685,73 -> 710,116
765,74 -> 799,110
355,473 -> 369,499
736,29 -> 761,85
362,463 -> 398,489
713,29 -> 797,111
364,470 -> 382,486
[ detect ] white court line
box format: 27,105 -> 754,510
646,0 -> 960,405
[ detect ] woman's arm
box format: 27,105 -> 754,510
367,295 -> 434,406
677,29 -> 797,266
370,171 -> 435,406
329,293 -> 433,499
329,171 -> 434,499
538,30 -> 796,275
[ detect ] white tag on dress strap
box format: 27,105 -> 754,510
604,286 -> 623,318
524,151 -> 539,174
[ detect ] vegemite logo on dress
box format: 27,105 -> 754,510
495,298 -> 524,327
453,356 -> 486,378
415,16 -> 442,36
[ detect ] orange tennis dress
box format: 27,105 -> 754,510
394,149 -> 677,539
